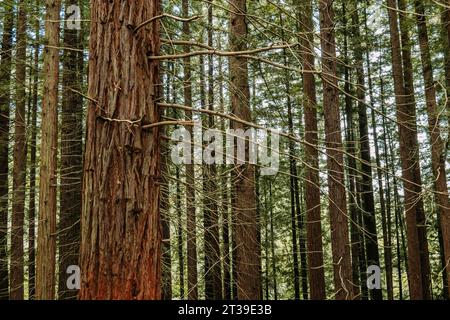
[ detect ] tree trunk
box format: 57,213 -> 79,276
161,63 -> 172,301
414,0 -> 450,298
11,0 -> 27,300
36,0 -> 60,300
319,0 -> 355,300
299,0 -> 326,300
386,0 -> 430,299
341,1 -> 363,298
218,51 -> 231,300
281,13 -> 300,299
28,1 -> 40,299
229,0 -> 261,300
79,0 -> 162,299
59,0 -> 83,300
443,0 -> 450,120
181,0 -> 198,300
0,1 -> 13,300
351,1 -> 382,300
203,3 -> 222,299
364,2 -> 394,299
176,165 -> 184,299
268,182 -> 278,300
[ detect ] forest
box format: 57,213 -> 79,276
0,0 -> 449,301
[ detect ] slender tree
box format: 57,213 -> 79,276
0,1 -> 14,300
161,63 -> 172,301
36,0 -> 60,300
341,1 -> 364,298
319,0 -> 355,300
11,0 -> 27,300
351,0 -> 382,300
59,0 -> 83,300
203,0 -> 222,301
181,0 -> 198,300
398,0 -> 431,299
28,0 -> 40,299
299,0 -> 326,300
229,0 -> 261,300
386,0 -> 430,299
414,0 -> 450,298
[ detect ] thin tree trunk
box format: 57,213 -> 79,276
443,0 -> 450,121
351,1 -> 382,300
386,0 -> 430,300
203,3 -> 221,298
11,0 -> 27,300
176,164 -> 184,299
319,0 -> 355,300
414,0 -> 450,298
161,63 -> 172,301
218,50 -> 231,300
341,1 -> 362,298
399,0 -> 431,299
229,0 -> 261,300
182,0 -> 198,300
0,1 -> 14,300
364,3 -> 393,299
171,66 -> 185,300
269,182 -> 277,300
79,0 -> 162,299
299,0 -> 326,300
380,76 -> 404,300
281,13 -> 300,299
28,1 -> 40,298
208,0 -> 222,300
59,0 -> 83,300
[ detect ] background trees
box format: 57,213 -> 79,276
0,0 -> 449,300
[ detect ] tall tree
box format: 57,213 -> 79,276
161,63 -> 172,301
59,0 -> 84,300
281,12 -> 300,300
443,0 -> 450,120
181,0 -> 198,300
386,0 -> 430,300
299,0 -> 326,300
341,1 -> 364,299
229,0 -> 261,300
79,0 -> 162,299
28,0 -> 41,299
319,0 -> 355,300
398,0 -> 431,299
414,0 -> 450,298
11,0 -> 27,300
203,0 -> 222,300
0,1 -> 14,300
36,0 -> 60,300
364,1 -> 394,299
351,0 -> 382,300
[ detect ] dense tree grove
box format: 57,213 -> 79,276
0,0 -> 449,300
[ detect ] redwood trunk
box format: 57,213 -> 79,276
36,0 -> 60,300
229,0 -> 261,300
319,0 -> 355,300
415,0 -> 450,298
386,0 -> 429,299
300,0 -> 326,300
79,0 -> 162,300
11,0 -> 27,300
